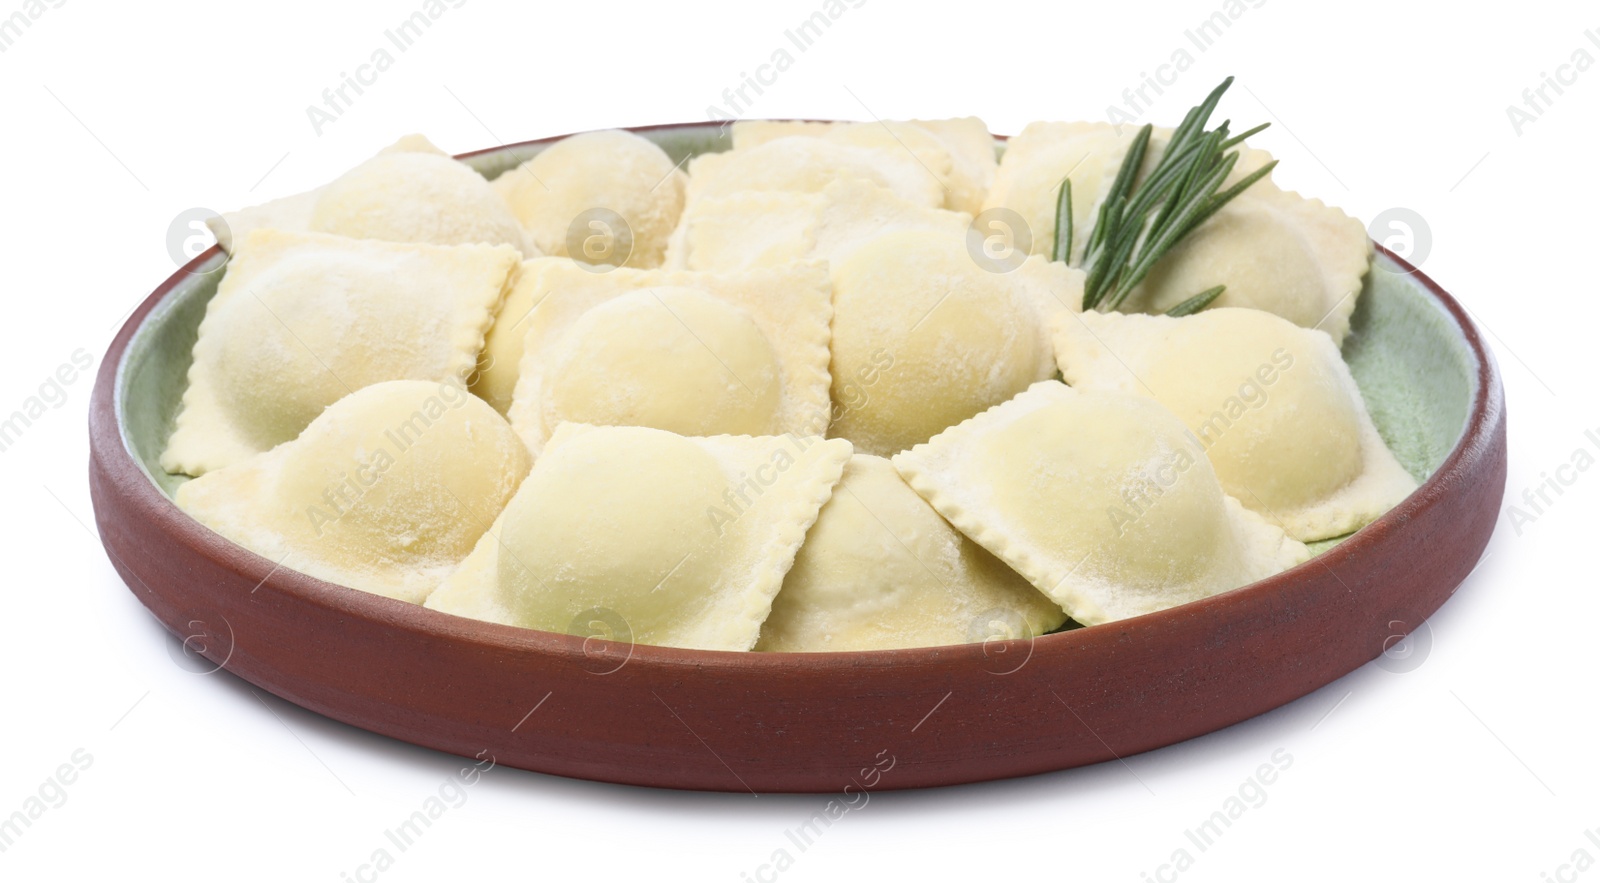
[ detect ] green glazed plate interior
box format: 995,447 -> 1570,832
115,127 -> 1478,563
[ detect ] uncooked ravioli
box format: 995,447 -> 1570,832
663,178 -> 973,273
892,381 -> 1308,625
492,129 -> 686,268
540,287 -> 784,437
208,133 -> 447,251
470,256 -> 561,416
983,121 -> 1275,267
756,454 -> 1065,652
160,230 -> 520,476
730,117 -> 997,214
502,260 -> 834,455
1052,307 -> 1417,540
1117,181 -> 1372,345
685,136 -> 946,209
309,151 -> 527,252
825,228 -> 1081,456
174,380 -> 531,604
426,424 -> 853,651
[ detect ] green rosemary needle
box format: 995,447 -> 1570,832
1164,285 -> 1227,317
1052,178 -> 1073,264
1059,77 -> 1278,317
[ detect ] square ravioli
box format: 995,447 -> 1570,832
306,149 -> 527,252
663,178 -> 973,272
489,128 -> 686,269
209,134 -> 446,250
504,260 -> 835,455
1117,181 -> 1372,345
892,381 -> 1308,626
984,121 -> 1276,266
425,424 -> 853,651
824,228 -> 1082,457
685,136 -> 947,209
210,135 -> 530,255
756,454 -> 1066,652
175,380 -> 530,604
160,229 -> 520,476
1053,307 -> 1418,541
730,117 -> 997,214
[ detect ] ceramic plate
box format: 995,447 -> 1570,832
88,123 -> 1506,792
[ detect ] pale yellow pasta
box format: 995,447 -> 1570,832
175,380 -> 530,604
984,122 -> 1274,266
171,120 -> 1396,650
505,260 -> 834,455
686,136 -> 945,208
1117,181 -> 1372,345
471,256 -> 562,415
160,230 -> 519,475
893,381 -> 1308,625
208,134 -> 448,251
731,117 -> 997,214
663,178 -> 973,272
492,129 -> 685,268
826,228 -> 1082,456
1053,307 -> 1417,540
309,151 -> 526,252
756,454 -> 1065,651
426,424 -> 853,651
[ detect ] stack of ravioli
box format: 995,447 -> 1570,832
163,118 -> 1417,653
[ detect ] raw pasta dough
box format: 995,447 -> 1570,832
730,117 -> 997,214
1052,307 -> 1417,541
893,381 -> 1308,625
471,256 -> 563,416
426,424 -> 853,651
826,228 -> 1082,456
309,151 -> 527,252
663,178 -> 973,272
492,129 -> 686,268
756,454 -> 1065,652
984,122 -> 1274,267
1117,181 -> 1373,345
208,134 -> 445,250
685,136 -> 946,209
160,230 -> 520,475
504,260 -> 834,455
175,380 -> 531,604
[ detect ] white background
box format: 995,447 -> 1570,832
1,1 -> 1595,880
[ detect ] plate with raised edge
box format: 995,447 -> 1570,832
89,122 -> 1505,792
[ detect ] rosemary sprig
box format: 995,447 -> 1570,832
1059,77 -> 1278,316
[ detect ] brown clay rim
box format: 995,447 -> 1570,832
92,122 -> 1502,674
